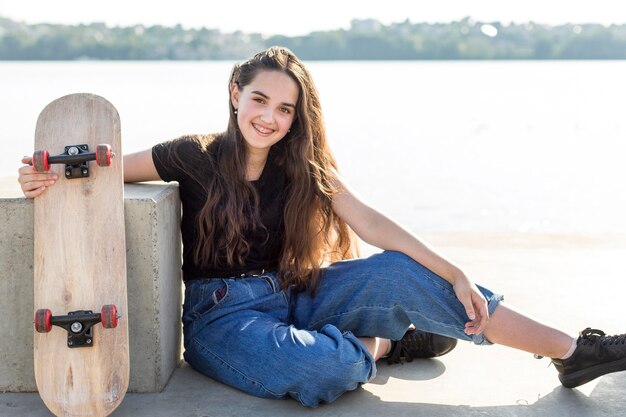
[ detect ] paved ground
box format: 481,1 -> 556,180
2,230 -> 625,416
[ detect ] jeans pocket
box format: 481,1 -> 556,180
186,279 -> 230,320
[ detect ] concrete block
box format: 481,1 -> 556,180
0,195 -> 34,392
0,181 -> 182,393
124,183 -> 182,393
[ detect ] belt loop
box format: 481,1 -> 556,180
265,272 -> 278,293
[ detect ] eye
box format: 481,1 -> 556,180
253,97 -> 265,104
279,107 -> 291,114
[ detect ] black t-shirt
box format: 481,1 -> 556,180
151,135 -> 286,281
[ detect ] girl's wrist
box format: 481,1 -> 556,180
448,267 -> 468,286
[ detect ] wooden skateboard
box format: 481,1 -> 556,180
32,93 -> 129,417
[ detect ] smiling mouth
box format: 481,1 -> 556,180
253,123 -> 274,135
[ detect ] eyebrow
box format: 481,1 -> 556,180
251,90 -> 296,109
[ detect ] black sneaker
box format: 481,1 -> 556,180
551,328 -> 626,388
387,329 -> 458,364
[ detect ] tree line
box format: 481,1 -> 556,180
1,16 -> 625,60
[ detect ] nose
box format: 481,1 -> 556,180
260,107 -> 274,123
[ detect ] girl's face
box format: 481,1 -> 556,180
230,70 -> 298,155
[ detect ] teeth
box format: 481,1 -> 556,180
253,124 -> 273,134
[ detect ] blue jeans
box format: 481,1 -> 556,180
182,251 -> 503,407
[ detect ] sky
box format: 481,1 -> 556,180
1,0 -> 625,36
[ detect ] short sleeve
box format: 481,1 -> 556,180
151,136 -> 205,183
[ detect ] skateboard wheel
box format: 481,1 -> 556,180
32,150 -> 50,172
95,144 -> 112,167
34,309 -> 52,333
101,304 -> 118,329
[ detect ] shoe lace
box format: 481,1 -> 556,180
387,330 -> 430,364
579,328 -> 605,345
579,328 -> 626,346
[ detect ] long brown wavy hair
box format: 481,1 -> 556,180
171,46 -> 357,292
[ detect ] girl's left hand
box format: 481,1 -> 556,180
452,274 -> 489,335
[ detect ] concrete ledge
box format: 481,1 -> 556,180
0,180 -> 182,393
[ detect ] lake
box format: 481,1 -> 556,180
1,60 -> 625,234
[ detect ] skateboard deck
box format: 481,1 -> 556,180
33,93 -> 129,417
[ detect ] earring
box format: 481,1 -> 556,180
234,110 -> 238,115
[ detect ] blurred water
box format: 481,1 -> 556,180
1,60 -> 625,233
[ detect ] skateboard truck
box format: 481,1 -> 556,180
32,143 -> 114,179
34,305 -> 121,348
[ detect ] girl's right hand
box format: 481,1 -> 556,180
17,156 -> 58,199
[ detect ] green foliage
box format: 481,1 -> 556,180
1,16 -> 624,60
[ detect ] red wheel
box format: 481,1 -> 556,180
101,304 -> 118,329
95,144 -> 112,167
34,309 -> 52,333
32,150 -> 50,172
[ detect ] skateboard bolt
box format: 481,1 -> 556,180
81,168 -> 88,175
87,339 -> 92,344
68,146 -> 80,156
71,322 -> 83,333
65,169 -> 71,177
